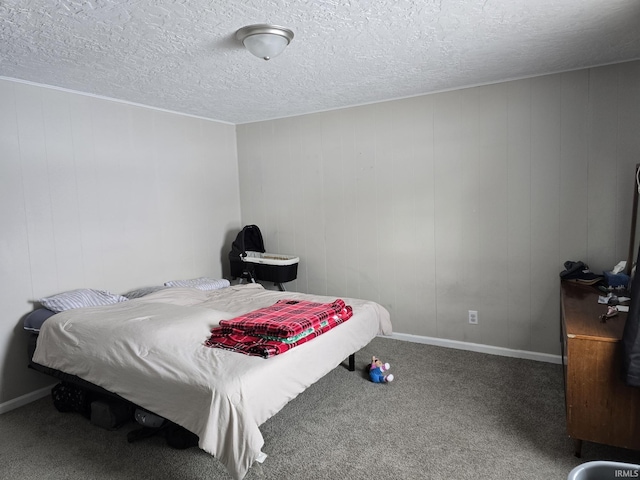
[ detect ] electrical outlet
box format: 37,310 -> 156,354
468,310 -> 478,325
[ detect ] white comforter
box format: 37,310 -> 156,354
32,284 -> 392,479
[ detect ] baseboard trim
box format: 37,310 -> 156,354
389,332 -> 562,364
0,384 -> 54,415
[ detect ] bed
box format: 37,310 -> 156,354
30,283 -> 392,479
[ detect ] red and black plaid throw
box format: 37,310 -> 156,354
204,305 -> 350,358
204,299 -> 353,358
217,299 -> 352,338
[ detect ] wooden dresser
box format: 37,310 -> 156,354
561,281 -> 640,455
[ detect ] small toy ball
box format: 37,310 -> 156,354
369,356 -> 394,383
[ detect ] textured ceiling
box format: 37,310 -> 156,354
1,0 -> 640,124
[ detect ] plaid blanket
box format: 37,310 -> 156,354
205,308 -> 350,358
204,299 -> 353,358
217,299 -> 352,338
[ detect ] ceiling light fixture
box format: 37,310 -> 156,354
236,24 -> 294,61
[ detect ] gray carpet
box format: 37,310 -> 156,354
1,337 -> 640,480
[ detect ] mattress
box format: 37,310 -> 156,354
32,283 -> 392,479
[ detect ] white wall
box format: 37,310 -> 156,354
236,61 -> 640,356
0,79 -> 241,404
3,60 -> 639,407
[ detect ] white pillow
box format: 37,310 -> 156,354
122,286 -> 168,299
164,277 -> 230,291
40,288 -> 128,312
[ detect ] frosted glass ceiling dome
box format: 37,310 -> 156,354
236,24 -> 294,61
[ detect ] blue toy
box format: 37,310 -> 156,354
369,356 -> 394,383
